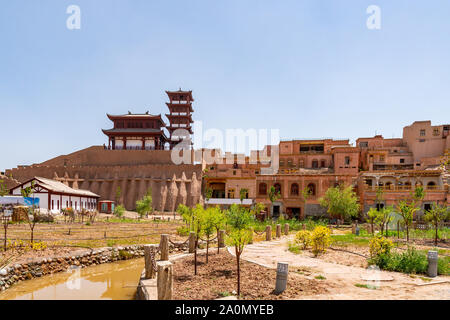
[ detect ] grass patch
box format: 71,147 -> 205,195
354,283 -> 377,290
315,275 -> 326,280
331,233 -> 371,247
288,242 -> 302,254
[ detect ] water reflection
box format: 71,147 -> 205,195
0,258 -> 144,300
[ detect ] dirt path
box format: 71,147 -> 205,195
228,235 -> 450,300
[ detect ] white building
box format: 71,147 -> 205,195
10,177 -> 100,214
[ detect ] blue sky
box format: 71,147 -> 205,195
0,0 -> 449,171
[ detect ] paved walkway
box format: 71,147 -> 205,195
228,235 -> 450,300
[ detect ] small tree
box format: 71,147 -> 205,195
375,206 -> 394,236
191,204 -> 204,275
114,204 -> 125,219
301,186 -> 312,220
225,204 -> 253,297
367,208 -> 378,234
0,179 -> 8,196
268,186 -> 280,220
239,188 -> 248,204
21,182 -> 39,244
177,204 -> 192,229
396,200 -> 418,242
209,206 -> 226,253
115,186 -> 122,205
204,187 -> 213,209
136,188 -> 153,219
201,207 -> 217,263
424,203 -> 450,246
319,185 -> 359,225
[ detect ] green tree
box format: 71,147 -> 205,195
136,188 -> 153,219
424,203 -> 450,246
0,179 -> 8,196
375,206 -> 394,236
200,207 -> 219,263
239,188 -> 249,204
301,186 -> 313,220
115,186 -> 122,205
268,186 -> 280,220
209,206 -> 226,253
114,204 -> 125,219
396,200 -> 419,242
177,204 -> 192,229
319,185 -> 359,224
191,204 -> 205,275
367,207 -> 378,234
225,204 -> 254,297
21,181 -> 39,244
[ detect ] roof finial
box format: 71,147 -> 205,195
146,111 -> 149,114
128,111 -> 131,115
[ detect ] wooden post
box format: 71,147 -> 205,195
157,261 -> 173,300
276,224 -> 281,238
284,223 -> 289,236
265,225 -> 272,241
302,224 -> 306,231
144,244 -> 157,279
397,221 -> 400,239
188,232 -> 196,253
160,234 -> 169,261
218,230 -> 226,248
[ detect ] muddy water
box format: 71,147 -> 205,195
0,258 -> 144,300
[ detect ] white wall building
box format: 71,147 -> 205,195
10,177 -> 100,214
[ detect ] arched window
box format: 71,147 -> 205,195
312,160 -> 319,168
427,181 -> 436,189
307,183 -> 316,196
320,160 -> 326,168
274,183 -> 282,196
259,183 -> 267,195
290,183 -> 299,196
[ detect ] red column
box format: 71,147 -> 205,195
123,137 -> 127,150
142,138 -> 145,150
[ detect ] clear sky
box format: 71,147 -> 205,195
0,0 -> 449,171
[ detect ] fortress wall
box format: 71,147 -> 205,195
5,148 -> 202,211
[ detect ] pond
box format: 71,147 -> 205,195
0,258 -> 144,300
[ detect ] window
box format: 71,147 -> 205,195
359,141 -> 368,148
420,129 -> 426,136
57,200 -> 60,210
274,183 -> 282,196
290,183 -> 299,196
279,160 -> 285,167
227,189 -> 235,199
307,183 -> 316,196
259,183 -> 267,195
320,160 -> 326,168
312,160 -> 319,168
400,158 -> 405,163
419,139 -> 425,142
299,159 -> 305,168
255,170 -> 260,175
433,128 -> 440,136
344,156 -> 350,165
52,200 -> 54,210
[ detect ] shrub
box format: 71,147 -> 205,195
114,205 -> 125,218
311,226 -> 332,256
369,236 -> 394,258
385,248 -> 427,274
294,230 -> 311,249
176,225 -> 190,236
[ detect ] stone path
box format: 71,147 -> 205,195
228,235 -> 450,300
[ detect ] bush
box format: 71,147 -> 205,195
385,248 -> 427,274
114,205 -> 125,218
311,226 -> 331,256
294,230 -> 311,249
177,225 -> 190,236
369,236 -> 393,258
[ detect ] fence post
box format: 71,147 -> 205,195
157,260 -> 173,300
144,244 -> 157,279
188,232 -> 196,253
284,223 -> 289,236
160,234 -> 169,261
275,262 -> 289,294
265,225 -> 272,241
427,251 -> 438,278
276,224 -> 281,238
302,224 -> 306,231
218,230 -> 226,248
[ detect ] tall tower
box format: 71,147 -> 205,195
165,89 -> 194,149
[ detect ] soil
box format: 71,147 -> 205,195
172,250 -> 330,300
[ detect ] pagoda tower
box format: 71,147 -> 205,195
165,89 -> 194,149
